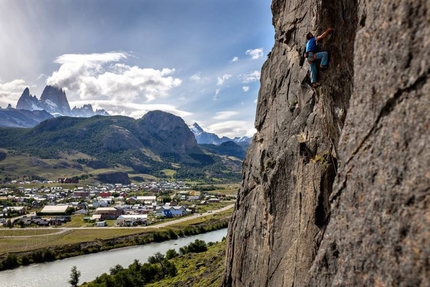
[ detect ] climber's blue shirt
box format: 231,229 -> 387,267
306,37 -> 317,53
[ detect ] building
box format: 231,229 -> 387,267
136,196 -> 157,205
171,206 -> 189,217
73,190 -> 90,198
155,206 -> 173,218
94,207 -> 122,220
117,214 -> 148,226
39,205 -> 69,215
58,178 -> 79,184
3,206 -> 26,216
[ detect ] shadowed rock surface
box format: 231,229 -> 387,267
223,0 -> 429,286
39,85 -> 72,116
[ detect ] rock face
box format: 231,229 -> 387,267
16,88 -> 40,111
223,0 -> 429,286
71,104 -> 109,117
39,85 -> 72,116
138,110 -> 202,158
71,104 -> 96,117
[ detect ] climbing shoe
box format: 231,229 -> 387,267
312,82 -> 321,88
320,65 -> 328,70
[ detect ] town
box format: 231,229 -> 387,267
0,179 -> 237,228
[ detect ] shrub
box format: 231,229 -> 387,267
3,254 -> 19,269
165,249 -> 179,260
21,255 -> 30,265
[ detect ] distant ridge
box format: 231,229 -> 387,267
0,106 -> 53,128
0,110 -> 242,183
1,86 -> 110,128
1,87 -> 252,150
189,122 -> 251,147
16,85 -> 109,118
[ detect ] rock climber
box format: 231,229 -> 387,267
305,27 -> 334,88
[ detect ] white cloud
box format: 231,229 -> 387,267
230,56 -> 239,62
54,52 -> 127,65
70,99 -> 192,119
216,74 -> 232,86
246,48 -> 263,60
207,121 -> 251,138
240,70 -> 260,83
214,89 -> 220,100
46,52 -> 182,103
0,79 -> 30,108
190,73 -> 201,82
213,111 -> 239,120
242,86 -> 249,92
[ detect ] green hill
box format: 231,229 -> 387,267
0,111 -> 241,183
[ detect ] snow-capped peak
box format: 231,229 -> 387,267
190,122 -> 204,135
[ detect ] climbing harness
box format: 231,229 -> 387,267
305,52 -> 317,63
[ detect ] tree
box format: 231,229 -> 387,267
109,264 -> 123,275
5,219 -> 12,228
65,206 -> 75,215
165,248 -> 179,260
147,252 -> 164,264
69,266 -> 81,287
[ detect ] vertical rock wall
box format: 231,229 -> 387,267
223,0 -> 429,286
308,0 -> 430,285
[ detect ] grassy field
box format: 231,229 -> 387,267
0,229 -> 60,236
161,169 -> 176,177
0,228 -> 157,254
204,183 -> 240,196
0,149 -> 157,184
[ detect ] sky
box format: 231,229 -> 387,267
0,0 -> 274,138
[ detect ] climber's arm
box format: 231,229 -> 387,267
316,28 -> 334,41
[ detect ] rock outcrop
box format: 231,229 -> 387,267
16,87 -> 40,111
39,85 -> 72,116
138,110 -> 203,160
71,104 -> 109,117
223,0 -> 429,286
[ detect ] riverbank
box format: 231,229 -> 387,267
81,236 -> 228,287
0,229 -> 228,287
0,206 -> 232,271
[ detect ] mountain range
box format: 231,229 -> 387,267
0,110 -> 244,184
189,122 -> 251,147
1,86 -> 252,148
1,86 -> 109,128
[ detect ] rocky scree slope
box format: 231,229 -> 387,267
223,0 -> 429,286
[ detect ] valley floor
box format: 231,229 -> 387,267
0,204 -> 234,270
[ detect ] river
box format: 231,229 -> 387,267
0,228 -> 227,287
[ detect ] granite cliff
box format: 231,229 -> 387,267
223,0 -> 429,286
